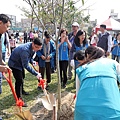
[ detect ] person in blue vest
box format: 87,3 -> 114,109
8,38 -> 42,105
75,46 -> 120,120
58,28 -> 71,88
70,30 -> 89,69
97,24 -> 112,57
111,32 -> 120,63
36,31 -> 56,89
70,30 -> 89,82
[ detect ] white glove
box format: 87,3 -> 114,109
33,61 -> 37,66
70,59 -> 75,69
36,73 -> 42,79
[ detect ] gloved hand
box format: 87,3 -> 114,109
33,61 -> 37,66
36,73 -> 42,80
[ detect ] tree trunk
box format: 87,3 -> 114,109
56,0 -> 65,119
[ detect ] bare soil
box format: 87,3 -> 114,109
30,92 -> 75,120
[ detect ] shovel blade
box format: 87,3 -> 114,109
15,110 -> 33,120
41,93 -> 55,110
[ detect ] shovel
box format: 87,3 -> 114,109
69,94 -> 76,106
38,79 -> 55,110
32,64 -> 56,111
2,69 -> 33,120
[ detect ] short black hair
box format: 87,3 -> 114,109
44,31 -> 50,38
60,28 -> 68,36
100,24 -> 106,29
74,50 -> 85,61
33,38 -> 42,46
0,14 -> 11,24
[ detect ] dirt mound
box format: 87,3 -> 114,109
31,92 -> 75,120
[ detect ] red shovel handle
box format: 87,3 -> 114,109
2,68 -> 11,83
2,69 -> 24,108
38,79 -> 46,89
2,69 -> 18,102
74,94 -> 76,99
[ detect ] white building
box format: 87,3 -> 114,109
6,14 -> 16,27
110,9 -> 118,20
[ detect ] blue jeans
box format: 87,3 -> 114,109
0,72 -> 2,94
0,117 -> 2,120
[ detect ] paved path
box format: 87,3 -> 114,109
5,43 -> 23,63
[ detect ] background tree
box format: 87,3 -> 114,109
87,26 -> 93,36
17,4 -> 35,31
20,0 -> 90,34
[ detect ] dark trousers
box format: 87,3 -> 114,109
10,47 -> 16,53
112,54 -> 120,63
39,62 -> 51,83
10,67 -> 25,99
59,61 -> 68,85
30,38 -> 33,42
24,37 -> 27,43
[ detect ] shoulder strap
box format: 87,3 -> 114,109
4,32 -> 7,45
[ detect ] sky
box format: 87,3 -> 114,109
0,0 -> 120,24
78,0 -> 120,24
0,0 -> 28,22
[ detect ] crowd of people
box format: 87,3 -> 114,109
1,14 -> 120,120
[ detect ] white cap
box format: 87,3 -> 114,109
72,22 -> 79,27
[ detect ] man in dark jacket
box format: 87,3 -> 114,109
8,38 -> 42,104
97,24 -> 112,57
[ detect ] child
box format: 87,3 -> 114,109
9,34 -> 16,53
74,50 -> 85,65
70,50 -> 85,69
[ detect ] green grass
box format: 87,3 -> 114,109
0,70 -> 75,120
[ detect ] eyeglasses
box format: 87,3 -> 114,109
72,26 -> 78,27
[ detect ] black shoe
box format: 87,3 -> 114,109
51,70 -> 55,73
68,77 -> 72,80
37,86 -> 42,90
22,90 -> 29,95
62,84 -> 66,89
22,102 -> 28,107
18,97 -> 28,107
46,85 -> 49,90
